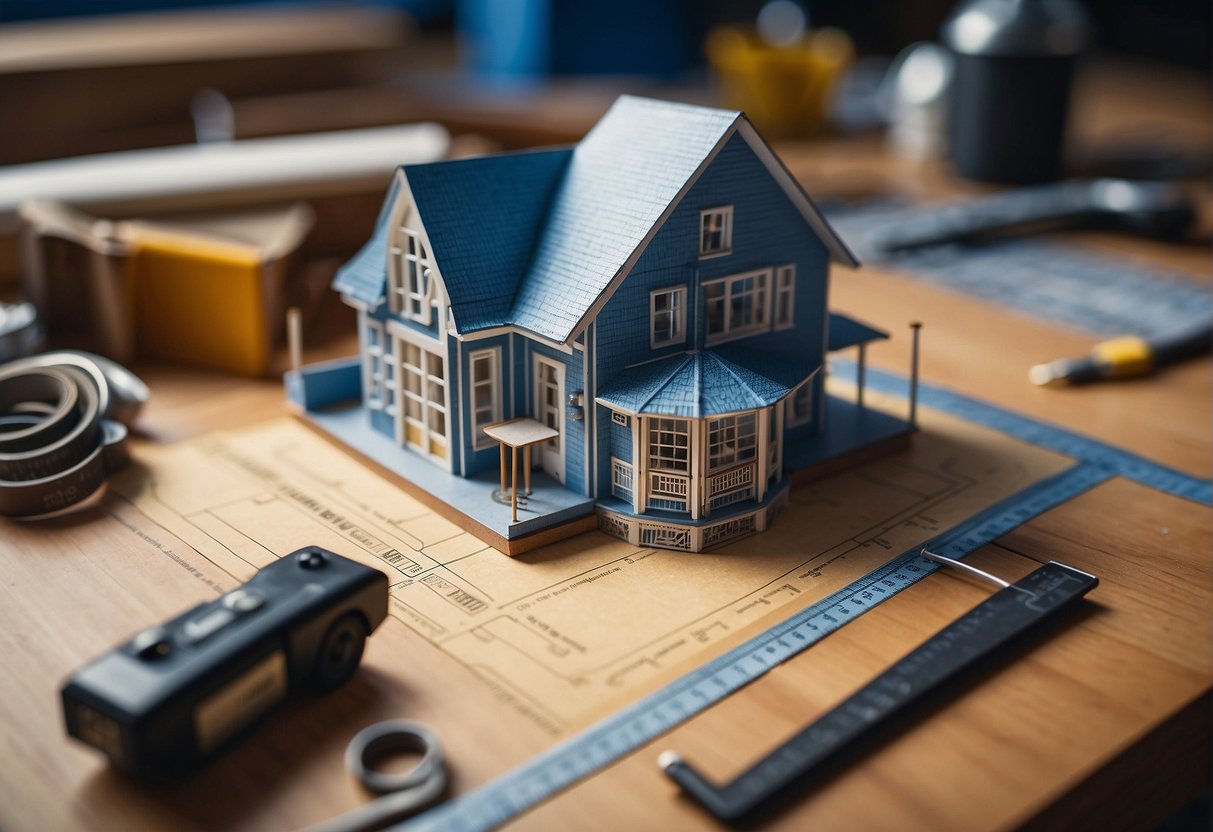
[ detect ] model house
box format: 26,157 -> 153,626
309,95 -> 912,553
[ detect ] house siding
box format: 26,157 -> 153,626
592,132 -> 831,498
457,332 -> 513,477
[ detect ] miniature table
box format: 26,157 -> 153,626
482,417 -> 560,522
0,58 -> 1208,832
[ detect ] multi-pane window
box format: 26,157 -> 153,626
786,380 -> 814,427
401,341 -> 447,459
704,269 -> 771,344
648,417 -> 690,473
650,285 -> 687,348
774,264 -> 795,329
707,412 -> 757,472
363,317 -> 386,409
382,335 -> 397,416
391,227 -> 433,324
699,206 -> 733,256
469,348 -> 501,450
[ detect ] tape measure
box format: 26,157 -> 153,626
0,352 -> 147,517
400,369 -> 1210,832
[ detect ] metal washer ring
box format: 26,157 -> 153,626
344,720 -> 445,796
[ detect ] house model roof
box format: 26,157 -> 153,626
335,95 -> 858,343
596,348 -> 802,418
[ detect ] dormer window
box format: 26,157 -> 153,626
390,226 -> 434,324
699,206 -> 733,257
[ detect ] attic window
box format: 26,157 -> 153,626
699,206 -> 733,257
391,226 -> 433,325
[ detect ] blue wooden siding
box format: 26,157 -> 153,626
456,333 -> 511,477
592,132 -> 831,497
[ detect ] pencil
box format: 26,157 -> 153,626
1029,321 -> 1213,387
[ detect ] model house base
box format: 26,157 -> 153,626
294,95 -> 921,555
286,356 -> 914,555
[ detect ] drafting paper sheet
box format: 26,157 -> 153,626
112,388 -> 1071,734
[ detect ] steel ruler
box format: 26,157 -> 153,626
400,370 -> 1211,832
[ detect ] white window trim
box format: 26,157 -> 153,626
774,264 -> 796,330
647,416 -> 691,474
611,411 -> 630,427
786,378 -> 815,428
649,284 -> 687,349
699,205 -> 733,258
382,333 -> 397,417
395,334 -> 449,466
532,353 -> 566,484
703,268 -> 773,346
469,347 -> 502,451
362,314 -> 386,410
706,412 -> 759,474
611,456 -> 634,501
389,225 -> 435,326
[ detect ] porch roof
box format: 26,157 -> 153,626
828,312 -> 888,352
595,345 -> 816,418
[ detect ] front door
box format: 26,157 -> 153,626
533,354 -> 564,483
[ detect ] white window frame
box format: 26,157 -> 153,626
706,412 -> 758,473
362,315 -> 386,410
786,379 -> 815,427
469,347 -> 502,451
611,411 -> 630,427
611,456 -> 634,501
774,264 -> 795,330
398,336 -> 448,463
649,285 -> 687,349
647,417 -> 690,474
382,333 -> 397,417
389,226 -> 434,325
703,268 -> 773,346
699,206 -> 733,258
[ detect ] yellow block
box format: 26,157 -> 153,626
128,229 -> 275,377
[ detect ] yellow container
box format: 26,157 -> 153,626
706,26 -> 854,140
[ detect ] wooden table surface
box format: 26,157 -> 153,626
1,60 -> 1209,832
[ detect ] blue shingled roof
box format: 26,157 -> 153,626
404,147 -> 573,331
333,96 -> 858,342
509,96 -> 742,342
333,175 -> 400,306
596,348 -> 815,417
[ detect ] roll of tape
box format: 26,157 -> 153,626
0,354 -> 139,518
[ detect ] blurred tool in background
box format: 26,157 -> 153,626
1030,323 -> 1213,388
706,0 -> 853,139
941,0 -> 1091,183
20,200 -> 313,377
0,302 -> 40,362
